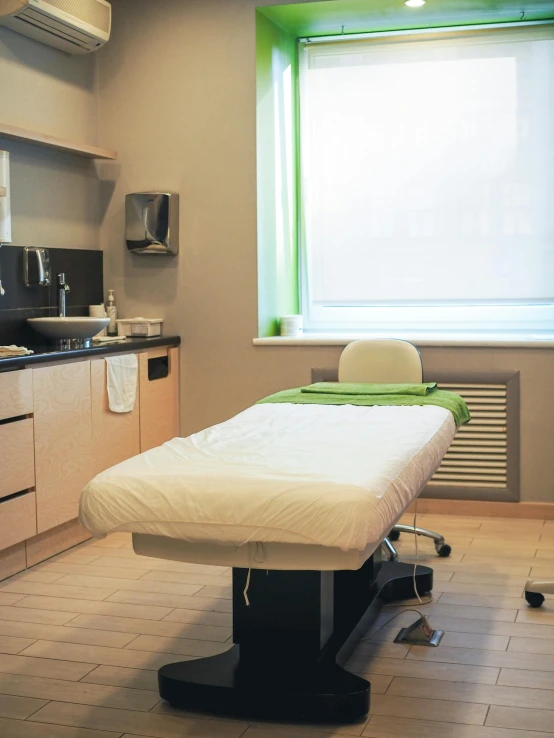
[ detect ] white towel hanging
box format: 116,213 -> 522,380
106,354 -> 138,413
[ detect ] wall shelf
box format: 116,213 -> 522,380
0,122 -> 117,160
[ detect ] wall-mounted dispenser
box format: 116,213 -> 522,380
0,150 -> 11,296
0,150 -> 12,244
24,247 -> 51,287
125,192 -> 179,255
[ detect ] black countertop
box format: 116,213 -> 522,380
0,336 -> 181,371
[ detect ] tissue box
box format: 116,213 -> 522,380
116,318 -> 163,337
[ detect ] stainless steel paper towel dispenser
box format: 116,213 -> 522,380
125,192 -> 179,255
24,247 -> 51,287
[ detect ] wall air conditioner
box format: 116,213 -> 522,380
0,0 -> 111,54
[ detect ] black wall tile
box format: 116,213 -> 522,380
0,245 -> 49,311
50,248 -> 103,308
0,245 -> 103,346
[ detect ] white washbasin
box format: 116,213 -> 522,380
28,317 -> 110,341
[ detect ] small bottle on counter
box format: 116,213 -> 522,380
107,289 -> 117,335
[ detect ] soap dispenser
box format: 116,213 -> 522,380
107,290 -> 117,335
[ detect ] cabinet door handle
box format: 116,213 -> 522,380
148,356 -> 169,381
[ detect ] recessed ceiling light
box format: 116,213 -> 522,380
405,0 -> 426,7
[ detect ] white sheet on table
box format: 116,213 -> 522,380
79,403 -> 456,552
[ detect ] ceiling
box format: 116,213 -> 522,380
259,0 -> 554,37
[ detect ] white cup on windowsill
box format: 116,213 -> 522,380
280,315 -> 303,337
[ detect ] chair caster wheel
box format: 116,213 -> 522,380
525,591 -> 545,608
435,543 -> 451,557
388,530 -> 401,542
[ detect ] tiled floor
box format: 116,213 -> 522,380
0,513 -> 553,737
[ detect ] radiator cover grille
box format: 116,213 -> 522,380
430,383 -> 507,487
425,371 -> 520,502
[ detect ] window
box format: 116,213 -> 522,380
298,26 -> 554,334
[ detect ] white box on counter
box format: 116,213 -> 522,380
116,318 -> 163,337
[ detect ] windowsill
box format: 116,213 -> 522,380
253,332 -> 554,348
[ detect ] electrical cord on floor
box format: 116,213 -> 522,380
367,607 -> 433,638
413,497 -> 423,604
370,497 -> 440,643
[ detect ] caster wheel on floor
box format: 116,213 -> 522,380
525,591 -> 545,608
388,530 -> 401,542
435,543 -> 452,558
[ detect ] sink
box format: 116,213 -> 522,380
27,317 -> 110,345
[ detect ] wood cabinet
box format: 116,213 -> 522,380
33,361 -> 92,534
0,543 -> 27,581
0,370 -> 36,557
0,493 -> 37,550
91,357 -> 141,476
0,342 -> 180,577
0,369 -> 32,421
139,346 -> 180,452
26,518 -> 91,568
0,418 -> 35,501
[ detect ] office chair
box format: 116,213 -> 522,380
525,579 -> 553,608
338,339 -> 452,560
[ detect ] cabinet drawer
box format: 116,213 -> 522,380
139,346 -> 180,452
0,492 -> 37,551
0,419 -> 35,501
0,370 -> 33,421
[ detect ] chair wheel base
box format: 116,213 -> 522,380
435,543 -> 452,558
525,591 -> 545,608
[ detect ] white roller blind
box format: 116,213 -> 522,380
299,26 -> 554,332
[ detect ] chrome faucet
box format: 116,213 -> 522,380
57,273 -> 70,317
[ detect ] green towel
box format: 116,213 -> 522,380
301,382 -> 438,397
257,386 -> 471,427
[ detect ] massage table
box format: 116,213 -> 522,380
80,394 -> 461,722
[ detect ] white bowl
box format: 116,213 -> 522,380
28,317 -> 110,341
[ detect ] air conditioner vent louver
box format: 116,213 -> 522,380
42,0 -> 109,32
19,7 -> 95,44
0,0 -> 111,54
425,372 -> 520,502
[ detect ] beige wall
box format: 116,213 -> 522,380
97,0 -> 554,502
0,26 -> 100,249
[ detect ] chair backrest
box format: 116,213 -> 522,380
338,339 -> 423,384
